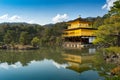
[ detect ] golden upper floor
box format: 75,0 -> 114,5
67,18 -> 92,29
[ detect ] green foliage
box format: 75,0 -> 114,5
40,22 -> 67,46
0,22 -> 67,46
93,22 -> 119,46
56,37 -> 62,46
93,16 -> 104,28
19,32 -> 29,45
31,37 -> 40,47
4,30 -> 16,44
104,47 -> 120,54
109,0 -> 120,16
93,0 -> 120,47
105,76 -> 120,80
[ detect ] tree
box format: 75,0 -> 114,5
56,37 -> 62,46
0,21 -> 67,46
107,0 -> 120,46
93,16 -> 103,28
31,37 -> 40,47
93,23 -> 119,47
19,32 -> 29,45
93,0 -> 120,47
4,30 -> 16,44
109,0 -> 120,16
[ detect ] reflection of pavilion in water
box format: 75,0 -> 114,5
62,53 -> 94,73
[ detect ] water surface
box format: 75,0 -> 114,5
0,47 -> 106,80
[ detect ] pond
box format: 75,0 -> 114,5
0,47 -> 116,80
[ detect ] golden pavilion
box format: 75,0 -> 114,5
62,17 -> 97,48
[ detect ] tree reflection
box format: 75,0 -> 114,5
0,47 -> 118,79
0,47 -> 64,66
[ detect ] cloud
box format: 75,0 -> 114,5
10,62 -> 22,68
0,14 -> 8,20
0,14 -> 36,24
52,61 -> 69,69
0,63 -> 9,70
0,14 -> 39,24
52,14 -> 68,23
9,15 -> 21,21
0,14 -> 21,21
0,62 -> 22,70
102,0 -> 117,10
28,20 -> 35,24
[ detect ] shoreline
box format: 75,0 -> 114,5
0,45 -> 39,50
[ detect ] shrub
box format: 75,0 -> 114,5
104,47 -> 120,55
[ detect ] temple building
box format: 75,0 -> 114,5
62,17 -> 97,48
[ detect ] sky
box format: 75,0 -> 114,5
0,0 -> 117,25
